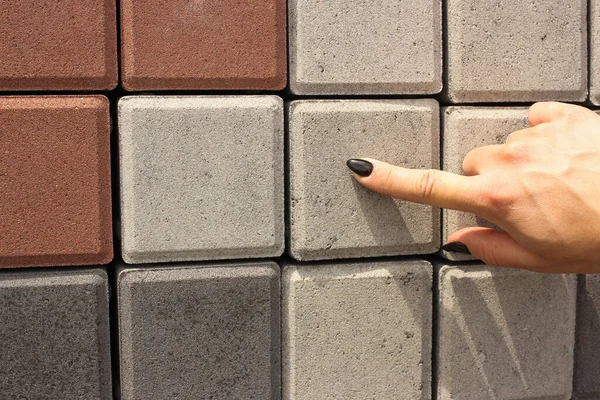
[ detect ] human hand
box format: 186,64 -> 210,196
347,102 -> 600,273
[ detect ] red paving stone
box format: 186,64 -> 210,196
120,0 -> 287,91
0,96 -> 113,268
0,0 -> 118,91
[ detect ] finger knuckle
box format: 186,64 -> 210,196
415,169 -> 438,203
501,141 -> 533,162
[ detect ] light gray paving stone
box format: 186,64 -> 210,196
118,262 -> 280,400
437,264 -> 577,400
442,107 -> 529,261
289,99 -> 440,261
574,274 -> 600,399
118,96 -> 284,264
289,0 -> 442,95
591,0 -> 600,105
446,0 -> 587,103
0,269 -> 112,399
282,260 -> 432,400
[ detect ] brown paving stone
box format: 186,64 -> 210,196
0,96 -> 113,268
0,0 -> 118,91
120,0 -> 286,91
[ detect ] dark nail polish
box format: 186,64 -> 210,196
442,242 -> 471,255
346,159 -> 373,177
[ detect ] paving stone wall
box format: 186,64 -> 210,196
0,0 -> 598,399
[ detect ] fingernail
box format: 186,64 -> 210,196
442,242 -> 471,255
346,159 -> 373,177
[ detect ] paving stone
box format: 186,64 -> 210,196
289,0 -> 442,95
0,0 -> 117,90
446,0 -> 587,103
0,96 -> 113,268
591,0 -> 600,105
282,260 -> 432,400
0,269 -> 111,399
118,96 -> 284,263
118,263 -> 280,400
289,99 -> 440,261
442,107 -> 529,261
120,0 -> 286,90
574,275 -> 600,399
437,264 -> 577,399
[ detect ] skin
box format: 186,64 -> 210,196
351,102 -> 600,273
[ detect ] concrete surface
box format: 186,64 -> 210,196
120,0 -> 286,90
118,263 -> 280,400
441,107 -> 529,260
446,0 -> 587,103
288,99 -> 440,261
574,274 -> 600,399
0,0 -> 117,90
0,269 -> 111,399
0,96 -> 113,268
437,264 -> 577,399
591,0 -> 600,105
118,96 -> 284,264
282,260 -> 432,400
289,0 -> 442,94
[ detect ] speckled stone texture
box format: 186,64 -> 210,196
282,260 -> 432,400
446,0 -> 587,103
442,107 -> 529,261
0,96 -> 113,268
591,0 -> 600,105
118,96 -> 284,264
0,0 -> 117,90
574,275 -> 600,399
289,0 -> 442,95
0,269 -> 111,399
437,264 -> 577,400
289,99 -> 440,261
120,0 -> 286,90
118,263 -> 280,400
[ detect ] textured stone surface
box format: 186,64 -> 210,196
0,0 -> 117,90
574,275 -> 600,399
591,0 -> 600,105
442,107 -> 529,261
0,269 -> 111,399
437,264 -> 577,399
446,0 -> 587,102
282,260 -> 432,400
289,0 -> 441,94
121,0 -> 286,90
0,96 -> 113,268
118,96 -> 284,264
118,263 -> 280,400
289,99 -> 440,261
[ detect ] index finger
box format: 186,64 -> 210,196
348,158 -> 494,217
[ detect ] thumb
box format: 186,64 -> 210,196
446,227 -> 549,272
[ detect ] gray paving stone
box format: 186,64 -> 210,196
118,262 -> 280,400
574,275 -> 600,399
118,96 -> 284,264
282,260 -> 432,400
446,0 -> 587,103
437,264 -> 577,400
442,107 -> 529,261
289,0 -> 442,95
591,0 -> 600,105
0,269 -> 111,399
289,99 -> 440,261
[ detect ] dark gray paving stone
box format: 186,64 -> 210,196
574,274 -> 600,399
118,262 -> 280,400
0,268 -> 112,399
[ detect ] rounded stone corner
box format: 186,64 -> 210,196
84,268 -> 109,287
